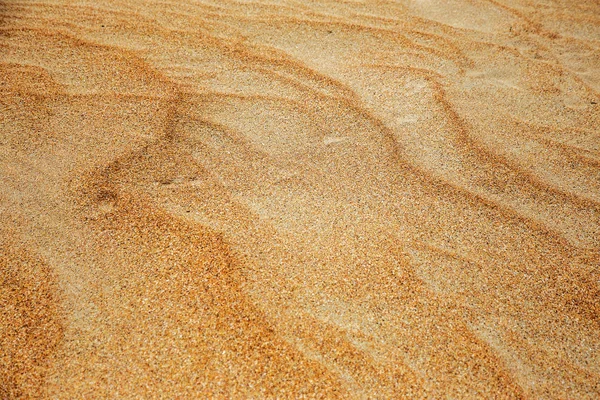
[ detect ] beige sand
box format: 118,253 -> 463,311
1,0 -> 599,398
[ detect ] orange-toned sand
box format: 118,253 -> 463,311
1,0 -> 599,398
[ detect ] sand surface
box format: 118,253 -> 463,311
1,0 -> 599,398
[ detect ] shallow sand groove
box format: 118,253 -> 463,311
1,0 -> 599,398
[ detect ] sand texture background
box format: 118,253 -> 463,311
1,0 -> 600,398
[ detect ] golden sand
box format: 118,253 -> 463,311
1,0 -> 599,398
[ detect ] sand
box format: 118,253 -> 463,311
1,0 -> 599,398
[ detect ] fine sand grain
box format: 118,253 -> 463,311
1,0 -> 599,398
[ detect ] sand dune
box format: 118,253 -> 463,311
1,0 -> 599,398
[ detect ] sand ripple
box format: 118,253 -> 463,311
1,0 -> 599,398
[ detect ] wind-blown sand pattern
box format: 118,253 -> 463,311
1,0 -> 599,398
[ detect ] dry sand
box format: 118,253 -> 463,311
1,0 -> 599,398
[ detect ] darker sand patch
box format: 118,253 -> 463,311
0,242 -> 64,398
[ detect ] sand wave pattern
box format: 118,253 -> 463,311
1,0 -> 599,398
